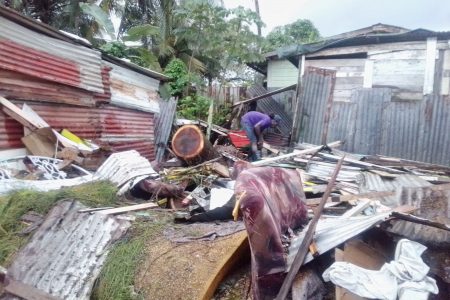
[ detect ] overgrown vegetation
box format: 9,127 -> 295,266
0,181 -> 118,265
263,19 -> 321,52
92,212 -> 172,300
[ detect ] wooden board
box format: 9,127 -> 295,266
3,277 -> 60,300
200,232 -> 249,300
0,97 -> 46,129
98,203 -> 158,215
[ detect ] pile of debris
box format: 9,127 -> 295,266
1,110 -> 449,300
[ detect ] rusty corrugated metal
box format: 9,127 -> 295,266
246,85 -> 293,136
0,69 -> 96,107
0,111 -> 23,148
1,101 -> 156,160
106,62 -> 160,113
0,16 -> 104,94
263,132 -> 290,147
99,105 -> 156,160
154,98 -> 177,161
24,102 -> 102,139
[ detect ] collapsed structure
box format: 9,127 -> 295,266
0,8 -> 449,300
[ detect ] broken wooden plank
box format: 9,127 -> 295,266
199,231 -> 249,300
232,84 -> 297,107
317,151 -> 403,174
98,203 -> 158,215
78,207 -> 115,213
0,97 -> 46,129
262,142 -> 280,155
3,277 -> 61,300
276,157 -> 345,300
306,190 -> 395,206
341,200 -> 371,218
209,162 -> 230,178
391,212 -> 450,232
253,141 -> 341,167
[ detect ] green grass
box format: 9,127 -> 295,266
0,181 -> 118,265
92,213 -> 172,300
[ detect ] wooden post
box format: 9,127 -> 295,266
206,98 -> 214,139
291,57 -> 305,146
275,157 -> 345,300
321,71 -> 337,144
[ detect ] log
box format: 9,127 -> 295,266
171,125 -> 219,165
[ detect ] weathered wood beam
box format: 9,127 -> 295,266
232,84 -> 297,107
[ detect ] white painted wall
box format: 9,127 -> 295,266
267,59 -> 299,88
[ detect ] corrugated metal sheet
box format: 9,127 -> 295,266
357,172 -> 432,207
296,67 -> 336,145
0,16 -> 104,94
326,101 -> 357,149
0,111 -> 23,148
7,200 -> 130,300
246,85 -> 293,136
99,105 -> 156,161
351,88 -> 391,155
297,75 -> 450,165
268,88 -> 296,118
358,172 -> 449,245
154,98 -> 177,161
94,150 -> 158,195
106,62 -> 160,113
1,101 -> 156,161
0,69 -> 96,107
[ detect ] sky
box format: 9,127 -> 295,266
224,0 -> 450,37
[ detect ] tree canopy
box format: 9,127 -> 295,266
263,19 -> 320,52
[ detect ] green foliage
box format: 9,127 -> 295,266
92,213 -> 172,300
164,58 -> 189,97
79,2 -> 116,39
263,19 -> 321,52
0,181 -> 118,265
175,1 -> 264,79
177,95 -> 211,120
125,24 -> 160,42
213,105 -> 231,126
101,41 -> 128,58
101,42 -> 161,71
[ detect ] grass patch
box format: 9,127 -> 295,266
0,181 -> 118,265
92,212 -> 172,300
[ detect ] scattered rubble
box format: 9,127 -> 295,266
1,90 -> 449,300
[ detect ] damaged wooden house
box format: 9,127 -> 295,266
249,23 -> 450,166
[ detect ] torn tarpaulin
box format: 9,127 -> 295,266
235,166 -> 308,300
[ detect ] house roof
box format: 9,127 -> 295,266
0,5 -> 169,81
249,23 -> 450,74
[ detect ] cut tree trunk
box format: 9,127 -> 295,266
171,125 -> 220,165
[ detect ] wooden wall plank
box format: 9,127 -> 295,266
423,37 -> 437,94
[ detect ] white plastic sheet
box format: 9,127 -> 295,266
323,239 -> 439,300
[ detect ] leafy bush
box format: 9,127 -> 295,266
177,95 -> 211,120
164,58 -> 190,98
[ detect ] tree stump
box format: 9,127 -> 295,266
171,125 -> 219,165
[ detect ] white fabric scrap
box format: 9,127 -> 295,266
209,188 -> 234,210
322,239 -> 438,300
